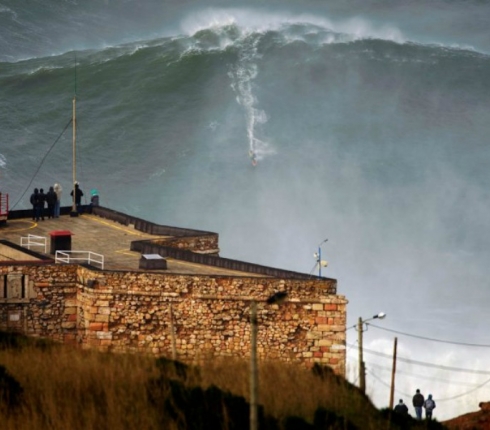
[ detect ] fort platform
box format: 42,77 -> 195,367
0,206 -> 277,277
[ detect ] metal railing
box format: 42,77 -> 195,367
55,250 -> 104,270
20,234 -> 47,253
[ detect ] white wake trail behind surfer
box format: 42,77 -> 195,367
228,31 -> 274,166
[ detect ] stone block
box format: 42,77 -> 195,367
139,254 -> 167,270
98,307 -> 111,315
89,322 -> 105,331
61,322 -> 76,329
64,307 -> 77,315
96,331 -> 113,340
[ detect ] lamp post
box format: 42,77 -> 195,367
250,291 -> 288,430
357,312 -> 386,393
314,238 -> 328,277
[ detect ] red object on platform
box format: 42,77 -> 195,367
49,230 -> 73,237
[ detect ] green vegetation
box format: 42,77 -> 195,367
0,331 -> 447,430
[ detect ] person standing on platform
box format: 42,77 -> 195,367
38,188 -> 46,220
424,394 -> 436,420
70,182 -> 84,214
412,389 -> 425,420
394,399 -> 409,415
30,188 -> 40,221
46,186 -> 57,219
53,183 -> 62,218
89,189 -> 99,213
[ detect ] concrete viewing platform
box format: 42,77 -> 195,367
0,206 -> 333,281
0,211 -> 263,276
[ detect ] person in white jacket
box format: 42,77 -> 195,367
53,183 -> 62,218
424,394 -> 436,420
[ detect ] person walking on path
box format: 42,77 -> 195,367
412,389 -> 425,420
424,394 -> 436,420
394,399 -> 409,415
53,183 -> 62,218
46,186 -> 57,219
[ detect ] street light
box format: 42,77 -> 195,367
357,312 -> 386,393
250,292 -> 288,430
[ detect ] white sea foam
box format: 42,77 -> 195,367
180,8 -> 405,45
0,154 -> 6,168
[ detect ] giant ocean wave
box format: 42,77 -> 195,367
2,2 -> 490,420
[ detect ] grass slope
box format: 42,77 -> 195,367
0,331 -> 447,430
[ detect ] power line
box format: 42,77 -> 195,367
369,324 -> 490,348
437,377 -> 490,402
10,119 -> 72,210
366,361 -> 480,387
367,367 -> 490,403
347,342 -> 490,375
368,369 -> 411,398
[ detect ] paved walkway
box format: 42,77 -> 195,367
0,213 -> 262,276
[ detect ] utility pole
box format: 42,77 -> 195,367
358,317 -> 365,393
357,312 -> 386,394
169,303 -> 177,360
250,301 -> 258,430
389,337 -> 398,409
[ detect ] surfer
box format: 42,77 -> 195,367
249,150 -> 257,166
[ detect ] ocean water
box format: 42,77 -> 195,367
1,0 -> 490,420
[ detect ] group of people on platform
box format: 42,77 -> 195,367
30,183 -> 62,221
394,389 -> 436,420
30,182 -> 99,221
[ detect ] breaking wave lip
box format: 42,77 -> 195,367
5,10 -> 487,67
178,7 -> 490,56
0,154 -> 6,168
180,7 -> 406,44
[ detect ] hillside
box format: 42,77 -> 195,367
0,331 -> 448,430
443,402 -> 490,430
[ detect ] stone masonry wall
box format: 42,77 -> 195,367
0,264 -> 79,344
151,235 -> 219,254
0,264 -> 347,375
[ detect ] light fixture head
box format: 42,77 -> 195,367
374,312 -> 386,319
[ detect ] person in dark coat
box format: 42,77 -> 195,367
412,389 -> 425,420
394,399 -> 409,415
30,188 -> 40,221
70,182 -> 84,214
38,188 -> 46,220
46,186 -> 57,219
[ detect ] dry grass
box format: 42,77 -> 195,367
197,357 -> 380,427
0,343 -> 386,430
0,345 -> 161,430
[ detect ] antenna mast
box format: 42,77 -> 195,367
70,56 -> 78,217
